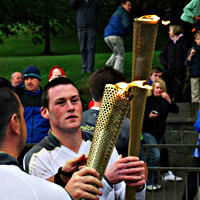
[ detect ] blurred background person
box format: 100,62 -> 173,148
185,30 -> 200,104
70,0 -> 104,73
104,0 -> 133,73
10,71 -> 24,96
20,65 -> 50,144
180,0 -> 200,46
160,25 -> 190,102
142,79 -> 179,191
49,66 -> 66,81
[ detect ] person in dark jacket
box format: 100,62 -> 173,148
142,79 -> 179,191
160,25 -> 190,102
20,66 -> 50,144
104,0 -> 132,73
185,30 -> 200,103
70,0 -> 104,73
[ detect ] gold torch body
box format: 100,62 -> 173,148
126,17 -> 159,199
86,84 -> 132,181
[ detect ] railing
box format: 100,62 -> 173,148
143,144 -> 200,200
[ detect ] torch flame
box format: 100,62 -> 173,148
162,20 -> 170,25
138,15 -> 160,24
116,81 -> 152,93
191,28 -> 196,32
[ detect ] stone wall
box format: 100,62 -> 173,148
165,103 -> 199,167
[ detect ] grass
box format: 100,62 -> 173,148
0,51 -> 162,110
0,27 -> 166,109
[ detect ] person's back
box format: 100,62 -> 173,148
81,108 -> 130,157
0,163 -> 69,200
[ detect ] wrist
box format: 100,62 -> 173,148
136,184 -> 145,192
54,169 -> 66,187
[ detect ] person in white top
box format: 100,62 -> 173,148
0,87 -> 103,200
24,77 -> 146,200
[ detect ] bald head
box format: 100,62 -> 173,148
11,72 -> 23,87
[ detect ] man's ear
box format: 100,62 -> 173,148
10,113 -> 20,136
41,107 -> 49,119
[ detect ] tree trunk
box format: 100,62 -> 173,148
43,18 -> 52,55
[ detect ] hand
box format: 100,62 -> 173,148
149,110 -> 159,118
190,47 -> 196,56
161,92 -> 171,103
105,156 -> 145,187
61,154 -> 87,183
65,167 -> 103,200
194,16 -> 200,20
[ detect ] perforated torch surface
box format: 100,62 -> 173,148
86,84 -> 132,180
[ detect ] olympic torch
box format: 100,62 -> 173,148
125,15 -> 160,199
86,81 -> 151,181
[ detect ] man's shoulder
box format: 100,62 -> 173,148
23,134 -> 60,172
0,165 -> 70,199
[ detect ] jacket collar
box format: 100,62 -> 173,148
0,152 -> 19,167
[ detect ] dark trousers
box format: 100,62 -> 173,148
163,69 -> 186,102
182,157 -> 200,200
160,138 -> 170,174
77,28 -> 96,72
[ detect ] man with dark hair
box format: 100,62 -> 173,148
20,65 -> 50,143
24,77 -> 146,200
0,88 -> 103,200
104,0 -> 133,73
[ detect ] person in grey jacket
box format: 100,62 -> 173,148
70,0 -> 104,73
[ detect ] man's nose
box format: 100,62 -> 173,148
67,102 -> 75,111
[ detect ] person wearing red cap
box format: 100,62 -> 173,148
49,66 -> 66,81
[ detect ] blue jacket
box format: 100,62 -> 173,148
104,6 -> 132,38
193,110 -> 200,158
185,45 -> 200,77
20,90 -> 50,144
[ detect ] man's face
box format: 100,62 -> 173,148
122,1 -> 132,12
150,72 -> 162,82
45,84 -> 82,133
24,77 -> 40,93
11,72 -> 23,87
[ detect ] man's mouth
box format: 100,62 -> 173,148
66,115 -> 77,119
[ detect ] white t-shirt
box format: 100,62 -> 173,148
24,135 -> 145,200
0,165 -> 71,200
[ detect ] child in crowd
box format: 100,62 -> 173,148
149,67 -> 163,86
49,66 -> 66,81
160,25 -> 190,102
185,30 -> 200,103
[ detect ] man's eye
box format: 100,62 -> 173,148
72,99 -> 79,103
57,101 -> 65,105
